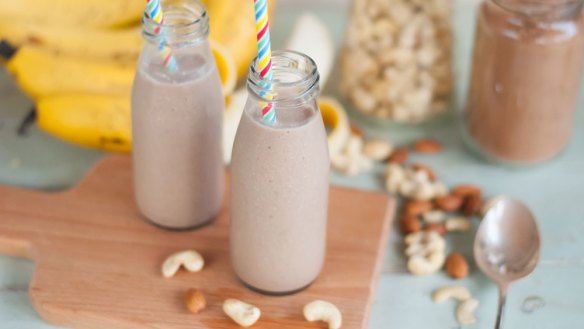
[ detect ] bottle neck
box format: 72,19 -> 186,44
492,0 -> 584,20
247,51 -> 320,108
142,0 -> 209,48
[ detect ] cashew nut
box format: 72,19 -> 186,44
456,298 -> 479,325
432,285 -> 472,303
223,299 -> 261,327
423,210 -> 446,224
405,231 -> 441,246
303,300 -> 342,329
407,249 -> 445,275
385,163 -> 406,193
413,182 -> 435,201
161,250 -> 204,278
363,139 -> 393,161
432,181 -> 449,197
405,236 -> 445,257
445,216 -> 471,232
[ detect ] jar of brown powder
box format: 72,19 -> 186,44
463,0 -> 584,165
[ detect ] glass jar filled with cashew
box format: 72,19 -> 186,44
341,0 -> 454,123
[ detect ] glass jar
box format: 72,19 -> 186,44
230,51 -> 329,295
463,0 -> 584,165
131,0 -> 224,229
340,0 -> 454,123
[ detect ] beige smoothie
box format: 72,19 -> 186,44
132,54 -> 224,229
465,1 -> 584,164
231,101 -> 330,294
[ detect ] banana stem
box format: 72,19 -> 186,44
0,40 -> 17,60
17,108 -> 37,137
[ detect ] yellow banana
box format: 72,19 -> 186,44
37,95 -> 131,153
206,0 -> 277,79
0,0 -> 143,28
0,19 -> 142,63
5,46 -> 135,99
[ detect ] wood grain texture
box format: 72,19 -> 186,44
0,155 -> 395,329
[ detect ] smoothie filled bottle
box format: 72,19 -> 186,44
231,51 -> 330,294
132,0 -> 224,229
464,0 -> 584,165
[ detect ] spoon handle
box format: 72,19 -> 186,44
495,285 -> 508,329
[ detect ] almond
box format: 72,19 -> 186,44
350,124 -> 364,138
403,200 -> 433,217
411,163 -> 436,181
463,194 -> 482,216
414,138 -> 442,154
445,252 -> 469,279
452,184 -> 482,198
425,223 -> 446,236
400,215 -> 422,234
388,147 -> 409,164
185,288 -> 207,314
435,194 -> 463,212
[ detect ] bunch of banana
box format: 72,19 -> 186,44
0,0 -> 275,152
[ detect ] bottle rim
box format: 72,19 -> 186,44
142,0 -> 209,47
247,50 -> 320,104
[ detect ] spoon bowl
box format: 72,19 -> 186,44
474,196 -> 541,328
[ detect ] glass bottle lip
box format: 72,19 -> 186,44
142,0 -> 209,47
247,50 -> 320,104
493,0 -> 584,19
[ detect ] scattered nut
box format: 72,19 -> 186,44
405,231 -> 446,275
432,285 -> 472,303
413,182 -> 436,201
398,179 -> 417,197
423,210 -> 446,223
388,147 -> 409,164
445,252 -> 469,279
404,230 -> 442,246
350,124 -> 364,138
405,236 -> 445,257
303,300 -> 343,329
407,250 -> 445,275
404,200 -> 433,217
452,184 -> 482,198
425,223 -> 446,236
223,299 -> 261,327
401,215 -> 422,234
385,163 -> 406,193
414,138 -> 442,154
161,250 -> 204,278
456,298 -> 479,325
434,194 -> 463,212
185,289 -> 206,314
406,167 -> 430,184
412,163 -> 436,180
363,139 -> 394,161
463,193 -> 482,216
445,216 -> 471,232
331,134 -> 374,176
432,181 -> 449,197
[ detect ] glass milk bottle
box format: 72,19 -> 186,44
231,51 -> 330,294
131,0 -> 224,229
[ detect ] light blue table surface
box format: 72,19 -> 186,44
1,1 -> 583,328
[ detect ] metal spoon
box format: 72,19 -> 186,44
474,197 -> 541,329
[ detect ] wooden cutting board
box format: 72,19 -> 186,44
0,155 -> 394,329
